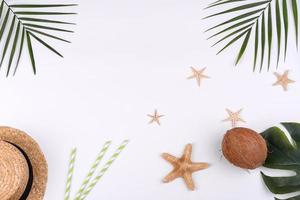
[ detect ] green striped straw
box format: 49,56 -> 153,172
79,140 -> 129,200
64,148 -> 77,200
74,141 -> 112,200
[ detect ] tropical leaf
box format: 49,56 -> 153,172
205,0 -> 299,71
261,12 -> 266,71
267,6 -> 272,70
0,0 -> 77,76
260,122 -> 300,200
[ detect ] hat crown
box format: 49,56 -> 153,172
0,141 -> 29,200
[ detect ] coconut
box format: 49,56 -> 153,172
222,127 -> 268,169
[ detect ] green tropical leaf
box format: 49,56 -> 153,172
236,29 -> 251,64
207,17 -> 257,39
260,122 -> 300,200
260,13 -> 266,71
26,28 -> 70,43
282,0 -> 288,60
10,4 -> 77,8
267,6 -> 272,70
205,0 -> 299,72
28,32 -> 63,57
19,17 -> 75,25
26,31 -> 36,74
292,0 -> 298,48
253,22 -> 259,71
0,1 -> 76,76
7,22 -> 20,76
205,0 -> 246,9
13,27 -> 25,75
205,1 -> 270,19
217,29 -> 249,54
212,24 -> 253,47
0,10 -> 10,41
15,11 -> 76,15
0,1 -> 4,19
0,16 -> 16,67
23,23 -> 73,33
205,9 -> 263,32
275,0 -> 282,66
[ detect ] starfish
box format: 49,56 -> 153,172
162,144 -> 209,190
148,109 -> 164,125
187,67 -> 210,87
273,70 -> 295,91
223,108 -> 245,128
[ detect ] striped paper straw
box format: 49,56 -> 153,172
64,148 -> 77,200
74,141 -> 112,200
79,140 -> 129,200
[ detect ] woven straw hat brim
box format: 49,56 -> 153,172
0,141 -> 29,200
0,127 -> 48,200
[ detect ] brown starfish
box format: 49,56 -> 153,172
162,144 -> 209,190
273,70 -> 295,91
222,108 -> 246,128
187,67 -> 210,87
148,109 -> 164,125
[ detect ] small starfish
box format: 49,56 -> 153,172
187,67 -> 210,87
273,70 -> 295,91
148,109 -> 164,125
162,144 -> 209,191
223,108 -> 245,128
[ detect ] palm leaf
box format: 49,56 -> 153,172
7,21 -> 20,76
261,122 -> 300,200
0,10 -> 10,41
207,17 -> 257,39
275,0 -> 282,66
0,16 -> 16,67
15,11 -> 76,15
253,21 -> 259,71
26,31 -> 36,74
0,1 -> 4,19
10,4 -> 77,8
205,0 -> 246,9
205,1 -> 270,19
28,32 -> 63,57
217,30 -> 250,54
212,23 -> 253,47
205,9 -> 263,32
23,23 -> 73,33
236,29 -> 251,64
13,27 -> 25,75
0,0 -> 77,76
291,0 -> 298,48
19,17 -> 75,25
205,0 -> 299,71
282,0 -> 288,60
26,28 -> 70,43
267,6 -> 272,70
261,13 -> 266,71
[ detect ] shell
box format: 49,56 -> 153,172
222,127 -> 267,169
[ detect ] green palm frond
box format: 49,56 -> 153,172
0,0 -> 77,76
204,0 -> 298,72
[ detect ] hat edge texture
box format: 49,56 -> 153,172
0,126 -> 48,200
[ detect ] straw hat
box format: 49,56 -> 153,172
0,127 -> 48,200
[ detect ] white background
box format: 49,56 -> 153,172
0,0 -> 300,199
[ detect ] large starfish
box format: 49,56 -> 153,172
162,144 -> 209,190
